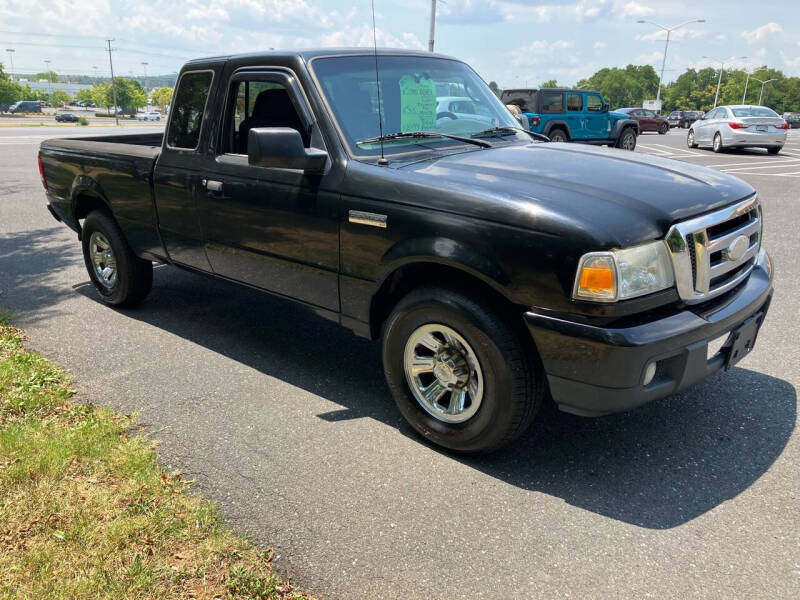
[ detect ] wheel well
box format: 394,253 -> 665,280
547,126 -> 569,139
73,192 -> 110,237
369,262 -> 524,339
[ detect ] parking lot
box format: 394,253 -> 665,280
637,127 -> 800,177
0,124 -> 798,599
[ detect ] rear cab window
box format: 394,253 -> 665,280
167,70 -> 214,150
540,91 -> 564,113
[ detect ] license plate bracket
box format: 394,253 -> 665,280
757,125 -> 768,132
724,313 -> 763,370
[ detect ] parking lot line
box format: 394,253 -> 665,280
720,161 -> 800,173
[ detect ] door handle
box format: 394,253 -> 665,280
202,179 -> 223,193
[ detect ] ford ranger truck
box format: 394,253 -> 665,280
38,49 -> 774,454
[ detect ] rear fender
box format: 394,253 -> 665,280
611,119 -> 639,139
542,120 -> 571,139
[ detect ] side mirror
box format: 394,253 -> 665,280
602,102 -> 609,113
247,127 -> 327,173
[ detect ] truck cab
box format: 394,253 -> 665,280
500,88 -> 638,149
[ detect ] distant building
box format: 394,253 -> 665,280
23,81 -> 93,98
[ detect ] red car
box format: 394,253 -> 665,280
616,107 -> 669,134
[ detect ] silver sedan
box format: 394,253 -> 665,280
687,105 -> 788,154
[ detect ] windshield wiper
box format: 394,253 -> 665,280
356,131 -> 493,149
471,126 -> 550,143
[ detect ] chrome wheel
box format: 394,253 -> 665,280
403,323 -> 484,424
687,131 -> 695,147
89,231 -> 117,288
713,133 -> 722,152
620,130 -> 636,150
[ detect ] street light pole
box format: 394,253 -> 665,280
702,56 -> 747,108
751,77 -> 777,105
743,69 -> 751,103
637,18 -> 705,110
106,39 -> 119,126
141,61 -> 148,92
5,48 -> 14,81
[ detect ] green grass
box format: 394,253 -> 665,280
0,315 -> 311,599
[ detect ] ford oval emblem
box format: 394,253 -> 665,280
724,235 -> 749,262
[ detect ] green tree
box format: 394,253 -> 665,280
75,88 -> 94,104
90,83 -> 112,112
540,79 -> 559,88
0,79 -> 24,106
105,77 -> 147,110
150,86 -> 173,109
34,70 -> 59,82
49,89 -> 70,106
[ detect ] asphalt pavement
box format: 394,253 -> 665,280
1,125 -> 798,599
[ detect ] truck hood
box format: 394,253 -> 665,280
395,142 -> 755,248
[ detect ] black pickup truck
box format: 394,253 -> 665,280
39,49 -> 773,453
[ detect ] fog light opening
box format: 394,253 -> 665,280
643,361 -> 657,386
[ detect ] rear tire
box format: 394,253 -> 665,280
547,128 -> 567,143
767,147 -> 781,155
687,129 -> 698,148
81,209 -> 153,307
616,127 -> 637,150
658,123 -> 668,135
713,132 -> 724,153
382,286 -> 544,454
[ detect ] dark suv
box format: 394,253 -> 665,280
668,110 -> 703,129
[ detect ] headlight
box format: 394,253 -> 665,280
573,241 -> 675,302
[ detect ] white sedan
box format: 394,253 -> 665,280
688,105 -> 788,154
137,112 -> 162,121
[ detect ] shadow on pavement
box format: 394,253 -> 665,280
76,265 -> 796,530
0,226 -> 81,323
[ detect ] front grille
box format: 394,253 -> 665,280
666,196 -> 761,303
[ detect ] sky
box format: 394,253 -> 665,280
1,0 -> 798,87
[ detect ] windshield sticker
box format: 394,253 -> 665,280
399,74 -> 437,132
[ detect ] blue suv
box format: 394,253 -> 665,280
500,88 -> 638,150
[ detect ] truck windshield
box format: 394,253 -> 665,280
311,55 -> 525,157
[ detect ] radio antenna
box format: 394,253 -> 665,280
371,0 -> 388,166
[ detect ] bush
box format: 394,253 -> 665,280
78,116 -> 89,126
95,112 -> 114,118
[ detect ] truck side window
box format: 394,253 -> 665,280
167,71 -> 213,150
567,93 -> 582,111
225,79 -> 309,155
540,91 -> 564,113
586,94 -> 603,112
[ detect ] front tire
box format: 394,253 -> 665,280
382,286 -> 544,454
658,123 -> 668,135
81,209 -> 153,306
687,129 -> 698,148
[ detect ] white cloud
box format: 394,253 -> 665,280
497,2 -> 553,23
321,26 -> 425,50
574,0 -> 611,20
621,1 -> 654,17
638,28 -> 706,42
508,39 -> 577,70
636,50 -> 664,65
741,22 -> 782,44
594,41 -> 608,49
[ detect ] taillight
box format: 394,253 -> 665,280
728,121 -> 748,129
531,116 -> 541,127
777,121 -> 789,130
37,155 -> 48,190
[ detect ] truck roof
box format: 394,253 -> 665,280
184,47 -> 460,66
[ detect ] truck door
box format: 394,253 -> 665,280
195,70 -> 340,312
583,93 -> 607,139
565,92 -> 584,139
153,69 -> 217,271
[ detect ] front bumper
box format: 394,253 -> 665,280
525,249 -> 773,417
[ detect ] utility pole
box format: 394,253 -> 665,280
44,59 -> 52,94
141,61 -> 148,92
428,0 -> 436,52
5,48 -> 14,80
742,69 -> 751,103
106,39 -> 119,126
637,19 -> 705,111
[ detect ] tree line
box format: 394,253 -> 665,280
492,64 -> 800,114
1,63 -> 172,111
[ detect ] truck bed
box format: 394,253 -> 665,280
39,132 -> 163,260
